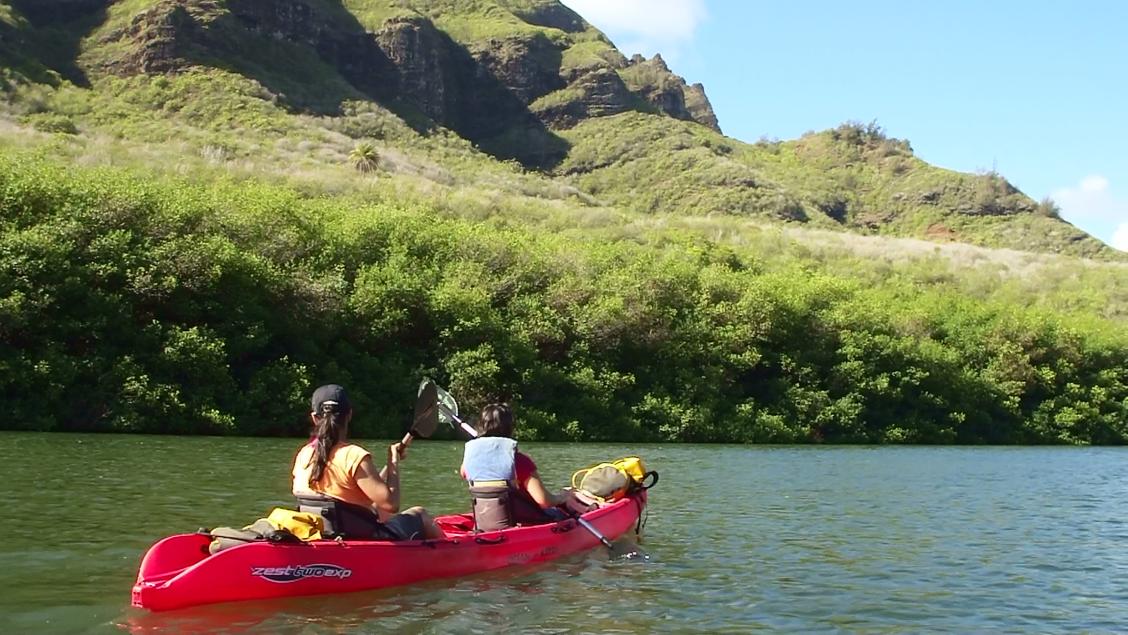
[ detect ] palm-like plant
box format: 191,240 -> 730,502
348,141 -> 380,173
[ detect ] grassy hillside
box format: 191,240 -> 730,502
0,0 -> 1117,257
1,0 -> 1126,442
558,115 -> 1113,258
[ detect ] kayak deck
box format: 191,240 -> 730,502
131,492 -> 646,611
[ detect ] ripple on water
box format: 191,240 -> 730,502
3,437 -> 1128,632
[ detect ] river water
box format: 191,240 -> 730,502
1,433 -> 1126,633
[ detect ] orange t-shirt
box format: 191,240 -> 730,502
292,442 -> 373,508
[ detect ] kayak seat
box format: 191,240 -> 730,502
296,494 -> 390,540
469,480 -> 514,532
469,481 -> 563,531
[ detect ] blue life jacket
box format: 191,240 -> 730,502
462,437 -> 517,484
462,437 -> 519,531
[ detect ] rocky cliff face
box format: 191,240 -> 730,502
225,0 -> 399,100
683,83 -> 720,131
372,15 -> 557,153
619,54 -> 721,132
112,1 -> 203,74
104,0 -> 398,95
79,0 -> 719,166
471,32 -> 565,105
371,15 -> 462,122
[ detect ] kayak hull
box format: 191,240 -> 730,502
131,492 -> 646,611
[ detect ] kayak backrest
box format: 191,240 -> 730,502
469,482 -> 514,532
296,494 -> 389,539
296,494 -> 342,537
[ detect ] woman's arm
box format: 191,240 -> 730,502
379,442 -> 407,482
523,470 -> 568,509
354,446 -> 401,514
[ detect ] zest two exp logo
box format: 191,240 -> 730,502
250,564 -> 353,583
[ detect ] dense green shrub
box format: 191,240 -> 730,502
1,156 -> 1126,443
19,112 -> 77,134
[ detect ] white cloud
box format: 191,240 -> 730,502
1052,174 -> 1125,220
1113,224 -> 1128,252
1080,175 -> 1109,193
561,0 -> 708,60
1051,174 -> 1128,250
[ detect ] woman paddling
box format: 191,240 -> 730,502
292,384 -> 443,540
460,402 -> 583,530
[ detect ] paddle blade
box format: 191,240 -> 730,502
608,536 -> 650,561
411,379 -> 439,438
434,382 -> 459,426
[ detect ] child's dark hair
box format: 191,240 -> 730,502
477,403 -> 514,438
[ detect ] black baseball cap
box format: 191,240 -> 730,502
310,384 -> 352,414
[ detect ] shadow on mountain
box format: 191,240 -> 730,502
395,19 -> 569,170
180,0 -> 567,170
8,0 -> 109,87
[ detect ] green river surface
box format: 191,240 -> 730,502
1,432 -> 1126,633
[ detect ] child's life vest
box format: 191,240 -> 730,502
462,437 -> 519,531
463,437 -> 518,483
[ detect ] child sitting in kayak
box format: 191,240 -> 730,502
460,403 -> 584,530
293,384 -> 444,540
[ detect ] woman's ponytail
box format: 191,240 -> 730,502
311,406 -> 345,484
307,384 -> 352,486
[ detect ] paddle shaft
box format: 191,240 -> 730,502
576,516 -> 614,548
438,403 -> 478,438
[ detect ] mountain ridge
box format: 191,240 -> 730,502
0,0 -> 1121,259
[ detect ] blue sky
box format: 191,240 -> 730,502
560,1 -> 1128,251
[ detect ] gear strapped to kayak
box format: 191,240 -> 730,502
571,456 -> 659,503
204,508 -> 322,554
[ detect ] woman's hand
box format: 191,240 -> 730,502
560,488 -> 596,514
387,442 -> 407,466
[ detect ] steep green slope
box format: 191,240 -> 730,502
54,0 -> 715,168
559,114 -> 1114,258
0,0 -> 1116,258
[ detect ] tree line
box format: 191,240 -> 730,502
1,155 -> 1125,443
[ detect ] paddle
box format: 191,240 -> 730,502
430,380 -> 478,438
402,379 -> 441,447
571,508 -> 614,549
422,379 -> 623,552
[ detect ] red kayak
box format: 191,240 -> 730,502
131,491 -> 647,611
